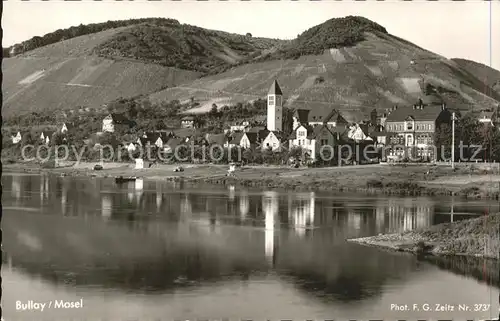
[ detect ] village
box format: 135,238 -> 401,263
6,80 -> 499,167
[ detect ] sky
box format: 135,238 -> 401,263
3,1 -> 500,70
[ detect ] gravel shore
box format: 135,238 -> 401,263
347,213 -> 500,259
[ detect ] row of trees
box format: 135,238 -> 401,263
434,114 -> 500,161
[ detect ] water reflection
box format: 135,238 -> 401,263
1,173 -> 498,320
101,195 -> 112,219
289,192 -> 315,236
263,191 -> 278,263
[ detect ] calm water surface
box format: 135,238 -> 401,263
2,173 -> 499,321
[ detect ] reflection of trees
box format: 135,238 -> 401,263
6,248 -> 264,293
421,255 -> 500,288
276,244 -> 417,302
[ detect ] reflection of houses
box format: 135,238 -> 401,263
135,179 -> 144,201
11,175 -> 21,201
377,198 -> 434,232
239,191 -> 249,220
288,192 -> 315,236
262,191 -> 279,262
39,175 -> 49,201
101,194 -> 112,219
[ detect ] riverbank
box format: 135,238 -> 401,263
3,161 -> 500,198
347,213 -> 500,260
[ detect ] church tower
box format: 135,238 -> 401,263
267,80 -> 283,132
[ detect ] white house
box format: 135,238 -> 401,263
181,115 -> 195,129
261,131 -> 282,152
230,121 -> 250,133
239,133 -> 253,149
102,113 -> 130,133
11,131 -> 22,144
60,122 -> 74,134
39,131 -> 55,145
347,124 -> 373,142
476,110 -> 495,125
126,142 -> 136,152
289,124 -> 336,161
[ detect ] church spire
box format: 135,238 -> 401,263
268,80 -> 283,96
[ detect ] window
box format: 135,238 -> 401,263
321,139 -> 328,146
407,135 -> 413,145
407,122 -> 413,130
298,131 -> 306,137
275,96 -> 281,106
268,96 -> 275,105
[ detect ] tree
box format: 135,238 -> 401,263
210,103 -> 218,116
246,33 -> 252,38
434,123 -> 453,161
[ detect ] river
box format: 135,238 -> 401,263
1,173 -> 499,321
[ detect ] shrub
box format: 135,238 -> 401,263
366,179 -> 383,188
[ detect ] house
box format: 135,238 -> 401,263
206,133 -> 229,147
288,124 -> 336,161
227,132 -> 245,148
125,142 -> 136,152
11,131 -> 22,144
229,121 -> 250,133
347,124 -> 373,142
385,102 -> 452,160
474,110 -> 495,125
261,131 -> 283,152
292,107 -> 348,130
39,131 -> 55,145
102,113 -> 133,133
60,122 -> 75,134
136,132 -> 169,150
181,115 -> 196,129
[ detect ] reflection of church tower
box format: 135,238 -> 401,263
267,80 -> 283,132
262,191 -> 279,263
181,193 -> 192,216
239,191 -> 249,220
101,194 -> 112,219
61,180 -> 67,216
156,182 -> 162,211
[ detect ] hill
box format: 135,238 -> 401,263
2,18 -> 285,117
149,30 -> 500,121
2,26 -> 201,117
4,16 -> 500,120
452,58 -> 500,97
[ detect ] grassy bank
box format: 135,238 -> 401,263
3,161 -> 500,199
347,213 -> 500,260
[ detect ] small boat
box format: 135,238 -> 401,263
115,176 -> 136,184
